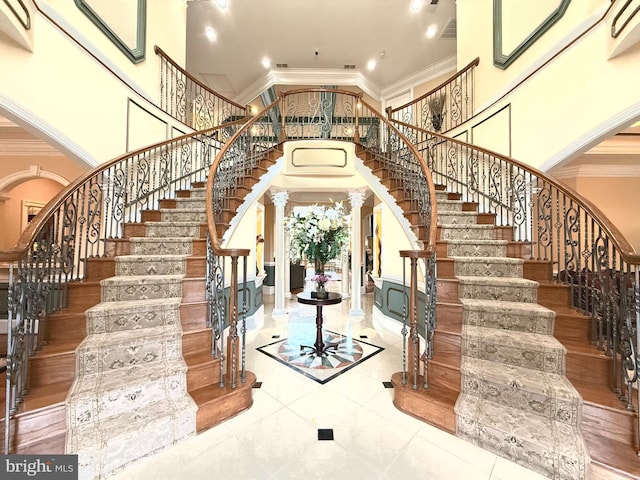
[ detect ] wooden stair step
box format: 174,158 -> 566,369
583,430 -> 640,478
191,371 -> 256,432
391,372 -> 457,433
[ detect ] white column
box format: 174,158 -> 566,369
341,245 -> 350,298
349,191 -> 365,317
271,190 -> 288,315
284,225 -> 291,299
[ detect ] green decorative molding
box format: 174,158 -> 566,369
75,0 -> 146,64
374,281 -> 426,338
493,0 -> 571,70
2,0 -> 30,30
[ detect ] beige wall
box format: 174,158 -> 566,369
1,177 -> 65,249
0,0 -> 187,167
559,175 -> 640,251
457,0 -> 610,109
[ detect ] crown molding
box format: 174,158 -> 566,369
552,164 -> 640,178
236,68 -> 381,105
380,54 -> 457,100
235,54 -> 457,105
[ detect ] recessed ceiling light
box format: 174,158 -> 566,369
410,0 -> 422,12
214,0 -> 227,8
426,24 -> 438,38
367,59 -> 377,71
205,26 -> 217,41
261,57 -> 271,69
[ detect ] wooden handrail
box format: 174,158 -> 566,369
0,119 -> 246,263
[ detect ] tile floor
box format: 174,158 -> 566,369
111,290 -> 625,480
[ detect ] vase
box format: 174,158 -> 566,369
314,282 -> 328,299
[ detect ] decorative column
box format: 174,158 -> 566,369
271,190 -> 289,315
348,191 -> 365,317
284,222 -> 291,299
341,245 -> 350,298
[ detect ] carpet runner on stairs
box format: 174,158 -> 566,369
435,191 -> 590,479
65,197 -> 206,480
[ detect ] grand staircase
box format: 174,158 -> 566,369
1,137 -> 280,476
356,144 -> 640,478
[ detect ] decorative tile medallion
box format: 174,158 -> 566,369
256,331 -> 384,384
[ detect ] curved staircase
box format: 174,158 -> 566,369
1,141 -> 280,478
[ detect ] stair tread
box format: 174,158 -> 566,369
440,239 -> 509,245
129,236 -> 198,242
32,339 -> 82,357
570,377 -> 638,412
184,350 -> 218,367
68,358 -> 188,399
457,276 -> 538,286
87,297 -> 182,313
450,256 -> 524,264
6,380 -> 72,413
463,325 -> 566,352
115,254 -> 188,261
100,274 -> 184,285
189,372 -> 256,406
79,324 -> 181,348
460,298 -> 554,315
461,357 -> 581,401
69,395 -> 196,438
455,393 -> 590,457
583,430 -> 640,478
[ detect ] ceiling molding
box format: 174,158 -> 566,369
380,54 -> 457,100
552,164 -> 640,178
235,55 -> 457,105
235,68 -> 381,105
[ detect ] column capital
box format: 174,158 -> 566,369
271,190 -> 289,208
348,191 -> 365,208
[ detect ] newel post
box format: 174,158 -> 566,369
227,255 -> 240,387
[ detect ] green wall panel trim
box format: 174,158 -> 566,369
493,0 -> 571,70
374,281 -> 426,338
75,0 -> 146,64
221,280 -> 263,328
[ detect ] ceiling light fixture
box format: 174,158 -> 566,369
426,24 -> 438,38
367,59 -> 376,71
204,26 -> 217,41
261,57 -> 271,69
410,0 -> 422,12
214,0 -> 227,8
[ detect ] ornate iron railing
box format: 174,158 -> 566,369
206,88 -> 438,392
155,45 -> 249,131
0,121 -> 244,454
399,120 -> 640,416
386,57 -> 479,134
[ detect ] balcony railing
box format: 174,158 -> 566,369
386,57 -> 479,134
155,45 -> 249,131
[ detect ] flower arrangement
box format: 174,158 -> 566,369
311,273 -> 330,286
285,202 -> 349,273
